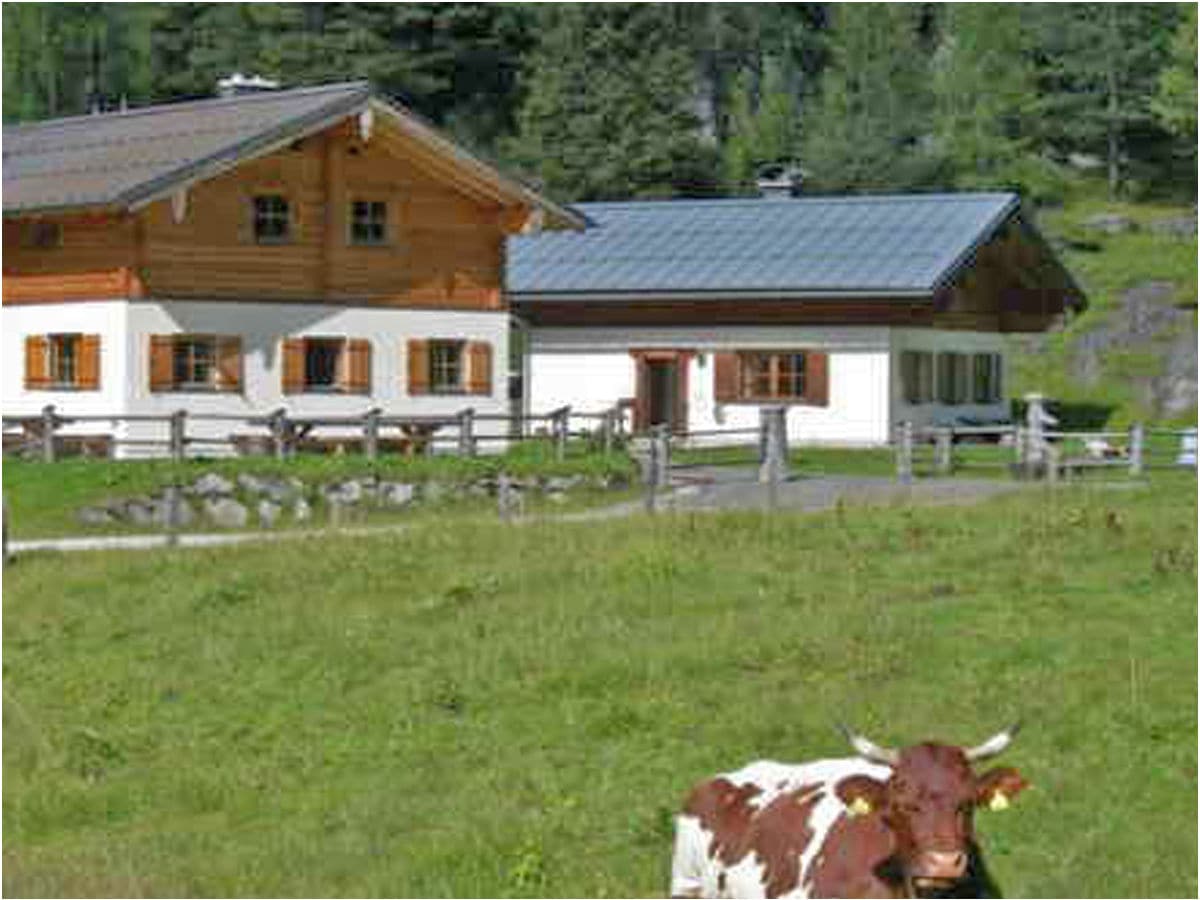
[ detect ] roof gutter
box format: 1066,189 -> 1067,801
508,288 -> 933,303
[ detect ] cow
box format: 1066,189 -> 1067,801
670,725 -> 1028,899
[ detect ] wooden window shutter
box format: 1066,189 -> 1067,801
805,351 -> 829,407
24,335 -> 49,389
713,353 -> 741,402
407,339 -> 430,395
149,335 -> 175,392
78,334 -> 101,389
467,342 -> 492,395
344,339 -> 371,394
216,336 -> 243,393
282,338 -> 306,394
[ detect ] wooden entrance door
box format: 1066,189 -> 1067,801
632,350 -> 691,433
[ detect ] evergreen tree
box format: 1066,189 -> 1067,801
1152,5 -> 1198,143
722,57 -> 801,189
801,4 -> 936,192
507,5 -> 718,200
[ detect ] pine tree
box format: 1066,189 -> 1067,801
722,57 -> 801,189
801,4 -> 936,192
1152,4 -> 1198,144
507,5 -> 718,201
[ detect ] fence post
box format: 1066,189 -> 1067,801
270,407 -> 288,460
41,404 -> 57,463
1024,392 -> 1056,478
758,407 -> 789,510
457,407 -> 476,457
896,420 -> 914,484
364,407 -> 381,461
1046,442 -> 1060,486
643,424 -> 670,513
1129,422 -> 1144,477
934,426 -> 953,476
169,409 -> 187,462
497,472 -> 519,523
601,408 -> 616,455
554,406 -> 570,462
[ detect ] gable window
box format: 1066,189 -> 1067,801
150,335 -> 241,392
901,351 -> 934,405
350,200 -> 388,245
973,353 -> 1003,403
281,337 -> 371,395
24,333 -> 100,390
429,340 -> 465,393
253,194 -> 290,243
23,221 -> 62,249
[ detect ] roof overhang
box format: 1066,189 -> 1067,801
510,288 -> 932,303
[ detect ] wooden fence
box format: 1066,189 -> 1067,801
1,401 -> 635,463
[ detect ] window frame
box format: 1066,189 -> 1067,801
901,350 -> 935,406
252,194 -> 292,244
973,353 -> 1003,404
171,335 -> 219,392
936,352 -> 971,406
348,199 -> 389,247
303,337 -> 347,393
428,340 -> 467,395
736,350 -> 811,402
47,333 -> 81,388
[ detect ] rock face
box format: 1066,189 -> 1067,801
1071,281 -> 1198,416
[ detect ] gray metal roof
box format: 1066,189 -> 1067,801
3,82 -> 371,214
507,193 -> 1022,298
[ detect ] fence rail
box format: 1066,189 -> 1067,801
2,401 -> 636,463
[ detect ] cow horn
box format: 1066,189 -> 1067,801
964,722 -> 1021,761
836,722 -> 899,766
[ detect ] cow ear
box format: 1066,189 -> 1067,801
836,775 -> 888,816
975,767 -> 1029,811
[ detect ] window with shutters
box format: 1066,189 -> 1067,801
738,352 -> 809,401
429,340 -> 465,393
936,352 -> 970,405
253,194 -> 290,243
901,351 -> 935,405
973,353 -> 1003,403
304,338 -> 344,391
150,334 -> 241,392
281,337 -> 369,395
349,200 -> 388,245
47,334 -> 80,386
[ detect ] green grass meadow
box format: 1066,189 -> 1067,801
3,476 -> 1196,897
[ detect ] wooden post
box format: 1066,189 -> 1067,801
601,408 -> 615,455
1046,442 -> 1060,486
643,424 -> 670,514
270,408 -> 288,460
497,472 -> 519,523
896,421 -> 914,484
934,427 -> 953,476
41,404 -> 56,463
1023,393 -> 1056,478
364,407 -> 381,460
165,483 -> 182,547
458,407 -> 476,457
759,406 -> 788,509
1129,422 -> 1144,477
169,409 -> 187,462
554,406 -> 570,462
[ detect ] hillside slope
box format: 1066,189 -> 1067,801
1013,196 -> 1197,425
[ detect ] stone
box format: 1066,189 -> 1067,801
152,495 -> 195,527
421,481 -> 446,503
293,497 -> 312,522
1148,215 -> 1197,239
191,473 -> 234,497
1080,213 -> 1137,235
258,500 -> 282,528
260,478 -> 300,505
378,482 -> 416,507
544,475 -> 583,493
324,480 -> 363,505
204,497 -> 249,528
76,506 -> 115,526
236,473 -> 267,495
123,500 -> 158,526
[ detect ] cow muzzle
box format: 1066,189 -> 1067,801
910,850 -> 968,887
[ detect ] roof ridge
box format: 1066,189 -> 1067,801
3,80 -> 371,133
576,191 -> 1017,211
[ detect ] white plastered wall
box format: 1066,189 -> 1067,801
4,299 -> 509,456
528,325 -> 893,445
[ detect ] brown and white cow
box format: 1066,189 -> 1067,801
670,725 -> 1028,899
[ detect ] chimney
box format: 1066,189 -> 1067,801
217,73 -> 281,98
755,163 -> 803,200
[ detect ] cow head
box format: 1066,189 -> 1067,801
836,724 -> 1028,896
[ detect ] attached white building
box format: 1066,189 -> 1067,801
2,81 -> 582,456
508,194 -> 1084,445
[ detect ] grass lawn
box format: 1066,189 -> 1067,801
3,475 -> 1196,897
1,442 -> 636,539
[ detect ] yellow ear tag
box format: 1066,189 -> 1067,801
848,797 -> 873,817
988,791 -> 1010,812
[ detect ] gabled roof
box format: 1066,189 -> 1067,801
508,192 -> 1052,299
3,81 -> 584,229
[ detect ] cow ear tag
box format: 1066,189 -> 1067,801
987,791 -> 1010,812
848,796 -> 873,817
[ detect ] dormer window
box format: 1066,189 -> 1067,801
253,195 -> 290,243
350,200 -> 387,245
